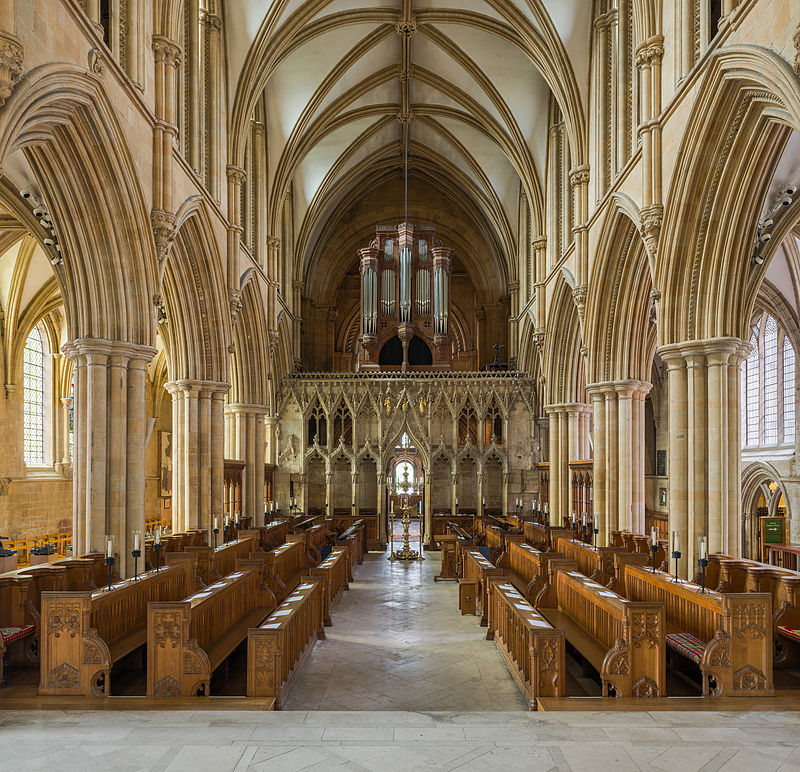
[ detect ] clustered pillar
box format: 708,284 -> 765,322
544,403 -> 591,526
63,338 -> 156,577
225,403 -> 268,520
586,380 -> 651,546
166,379 -> 228,533
658,338 -> 749,576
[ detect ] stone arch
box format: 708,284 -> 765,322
659,45 -> 800,344
741,461 -> 791,559
229,277 -> 271,408
161,201 -> 230,383
0,63 -> 157,345
543,277 -> 585,405
585,200 -> 655,384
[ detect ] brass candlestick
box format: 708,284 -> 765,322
389,495 -> 421,561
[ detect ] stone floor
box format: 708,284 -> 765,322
2,550 -> 800,770
283,551 -> 527,711
1,709 -> 799,771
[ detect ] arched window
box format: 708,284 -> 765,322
23,326 -> 45,465
741,313 -> 796,448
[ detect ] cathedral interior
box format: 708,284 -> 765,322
1,1 -> 800,769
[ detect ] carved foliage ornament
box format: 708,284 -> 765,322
48,607 -> 81,638
46,663 -> 79,689
0,32 -> 23,107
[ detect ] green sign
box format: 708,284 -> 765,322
762,517 -> 784,544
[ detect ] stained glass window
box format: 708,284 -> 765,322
23,326 -> 45,465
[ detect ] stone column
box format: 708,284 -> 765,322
586,381 -> 652,540
166,379 -> 229,533
658,338 -> 750,575
545,407 -> 561,525
451,471 -> 458,515
60,397 -> 72,468
325,472 -> 333,518
224,403 -> 267,520
62,339 -> 156,577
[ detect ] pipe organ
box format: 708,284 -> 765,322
358,223 -> 452,371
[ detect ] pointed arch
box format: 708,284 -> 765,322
230,277 -> 271,408
0,63 -> 157,344
659,45 -> 800,343
585,199 -> 655,384
543,277 -> 585,405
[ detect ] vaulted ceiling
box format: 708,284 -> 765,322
226,0 -> 591,302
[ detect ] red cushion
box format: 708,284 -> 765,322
666,632 -> 707,665
1,625 -> 35,645
777,625 -> 800,643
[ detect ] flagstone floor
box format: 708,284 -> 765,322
283,551 -> 526,711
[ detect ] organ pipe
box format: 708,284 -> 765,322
400,246 -> 411,322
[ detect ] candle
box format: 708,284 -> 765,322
582,513 -> 587,527
455,497 -> 458,506
214,517 -> 218,531
700,536 -> 708,560
235,511 -> 240,524
155,527 -> 161,545
672,530 -> 680,553
134,531 -> 140,552
107,539 -> 113,558
651,526 -> 658,546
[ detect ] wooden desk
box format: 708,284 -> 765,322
556,537 -> 627,584
461,548 -> 502,626
308,547 -> 349,626
486,576 -> 565,709
433,534 -> 459,581
247,577 -> 325,706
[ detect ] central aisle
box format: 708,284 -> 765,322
283,552 -> 527,711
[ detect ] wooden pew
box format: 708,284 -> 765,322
486,576 -> 565,708
774,578 -> 800,667
612,530 -> 668,568
185,536 -> 256,586
147,560 -> 274,697
39,557 -> 196,696
537,559 -> 666,698
498,540 -> 559,604
621,563 -> 774,697
0,575 -> 38,684
308,546 -> 349,626
247,521 -> 290,552
289,525 -> 327,564
523,522 -> 572,552
336,524 -> 363,574
460,547 -> 502,625
431,514 -> 474,540
247,576 -> 326,707
51,557 -> 96,590
255,540 -> 314,602
433,534 -> 459,581
556,537 -> 627,585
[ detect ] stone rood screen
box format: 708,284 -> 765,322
358,223 -> 452,371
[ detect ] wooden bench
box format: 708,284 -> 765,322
336,524 -> 362,574
461,547 -> 502,625
308,547 -> 349,626
254,540 -> 314,602
289,525 -> 327,564
498,540 -> 559,604
523,522 -> 572,552
621,563 -> 774,697
185,536 -> 256,586
611,530 -> 668,568
247,576 -> 326,707
243,521 -> 289,552
486,576 -> 565,709
50,556 -> 97,590
147,561 -> 274,697
0,575 -> 38,684
39,556 -> 196,696
432,514 -> 474,540
537,559 -> 666,698
433,533 -> 459,581
556,537 -> 628,585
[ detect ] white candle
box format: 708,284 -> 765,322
134,532 -> 140,552
155,527 -> 161,545
651,527 -> 658,546
672,530 -> 680,552
582,513 -> 587,527
235,511 -> 240,524
214,517 -> 218,531
107,539 -> 113,558
700,536 -> 708,560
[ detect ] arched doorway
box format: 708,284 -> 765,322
741,464 -> 790,560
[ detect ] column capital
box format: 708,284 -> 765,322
657,337 -> 751,366
569,164 -> 590,188
62,338 -> 157,364
226,165 -> 246,185
585,379 -> 652,398
165,378 -> 230,396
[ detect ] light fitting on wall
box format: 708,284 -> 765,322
752,184 -> 798,266
21,189 -> 63,265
